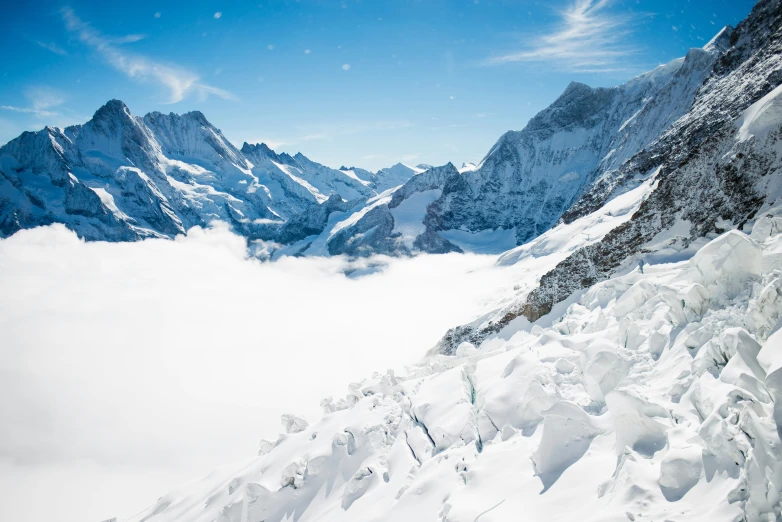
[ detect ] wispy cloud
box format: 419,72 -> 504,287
485,0 -> 636,73
0,105 -> 56,118
109,33 -> 147,44
35,41 -> 68,56
0,86 -> 66,119
26,86 -> 65,111
61,7 -> 236,103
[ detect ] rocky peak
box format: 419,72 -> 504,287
85,99 -> 138,137
704,25 -> 735,54
525,81 -> 616,135
241,142 -> 280,162
92,99 -> 131,120
182,110 -> 209,126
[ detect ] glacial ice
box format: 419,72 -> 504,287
132,218 -> 782,522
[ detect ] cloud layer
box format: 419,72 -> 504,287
486,0 -> 636,73
61,7 -> 235,103
0,224 -> 518,522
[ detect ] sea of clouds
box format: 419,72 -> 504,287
0,223 -> 520,522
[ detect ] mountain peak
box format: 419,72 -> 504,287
241,142 -> 282,163
562,81 -> 592,95
704,25 -> 734,53
183,110 -> 210,125
92,99 -> 132,122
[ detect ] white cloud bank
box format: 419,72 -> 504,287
0,224 -> 520,522
485,0 -> 636,73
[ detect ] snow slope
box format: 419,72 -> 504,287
131,216 -> 782,522
501,0 -> 782,336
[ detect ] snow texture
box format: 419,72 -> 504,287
131,218 -> 782,522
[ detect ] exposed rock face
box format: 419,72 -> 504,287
327,205 -> 406,257
437,0 -> 782,354
276,194 -> 352,245
309,24 -> 735,257
518,0 -> 782,318
420,38 -> 726,246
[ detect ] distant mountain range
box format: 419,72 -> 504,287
0,100 -> 425,244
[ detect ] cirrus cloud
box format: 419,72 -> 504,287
485,0 -> 637,73
61,7 -> 236,103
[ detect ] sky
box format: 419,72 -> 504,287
0,0 -> 757,170
0,223 -> 526,522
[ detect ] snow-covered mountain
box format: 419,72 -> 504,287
439,0 -> 782,353
0,104 -> 417,244
120,2 -> 782,522
269,22 -> 741,258
0,20 -> 744,261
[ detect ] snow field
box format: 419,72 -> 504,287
135,218 -> 782,522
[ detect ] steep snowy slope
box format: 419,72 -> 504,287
0,104 -> 415,244
131,213 -> 782,522
422,28 -> 732,247
468,0 -> 782,346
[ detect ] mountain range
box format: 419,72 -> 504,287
0,20 -> 739,261
4,0 -> 782,521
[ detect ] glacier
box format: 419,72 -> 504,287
127,211 -> 782,522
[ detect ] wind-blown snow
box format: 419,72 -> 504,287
0,223 -> 525,522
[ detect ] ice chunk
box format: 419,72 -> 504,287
582,348 -> 631,402
280,460 -> 306,489
555,358 -> 575,374
281,413 -> 308,434
258,438 -> 275,456
411,367 -> 477,451
759,329 -> 782,438
689,230 -> 762,298
718,328 -> 766,384
750,214 -> 782,241
614,280 -> 656,317
606,391 -> 668,457
342,467 -> 375,510
455,342 -> 478,357
680,283 -> 709,316
532,401 -> 603,491
658,446 -> 703,501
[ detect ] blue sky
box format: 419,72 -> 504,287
0,0 -> 756,171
